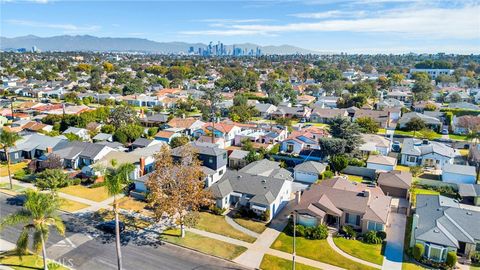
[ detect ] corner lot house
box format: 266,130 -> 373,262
411,195 -> 480,263
294,177 -> 392,232
400,138 -> 456,169
377,170 -> 412,199
442,164 -> 477,184
293,161 -> 327,184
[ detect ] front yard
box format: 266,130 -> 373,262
161,229 -> 247,260
59,185 -> 110,202
94,208 -> 152,230
233,217 -> 267,234
271,231 -> 377,270
333,237 -> 384,265
195,212 -> 256,243
115,196 -> 153,216
449,134 -> 468,141
59,198 -> 89,213
395,165 -> 411,172
0,162 -> 28,177
260,254 -> 322,270
0,251 -> 69,270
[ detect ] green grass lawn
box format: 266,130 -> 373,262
0,162 -> 28,177
410,188 -> 439,206
0,183 -> 27,192
0,251 -> 69,270
343,174 -> 364,183
271,232 -> 377,270
449,134 -> 469,141
233,217 -> 267,234
395,165 -> 411,172
161,229 -> 247,260
59,185 -> 110,202
394,130 -> 441,139
471,264 -> 480,270
333,237 -> 384,265
195,212 -> 256,243
377,128 -> 387,135
59,198 -> 89,213
260,254 -> 322,270
402,261 -> 425,270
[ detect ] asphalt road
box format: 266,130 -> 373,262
0,193 -> 249,270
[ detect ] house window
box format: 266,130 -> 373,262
367,221 -> 385,231
345,213 -> 360,226
426,244 -> 445,262
14,153 -> 19,159
287,143 -> 294,152
408,156 -> 417,163
224,197 -> 228,205
219,169 -> 224,176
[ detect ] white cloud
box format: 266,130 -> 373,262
291,10 -> 366,19
198,18 -> 273,24
1,0 -> 50,3
182,5 -> 480,39
6,19 -> 100,33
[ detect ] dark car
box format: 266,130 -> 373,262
6,195 -> 26,206
123,182 -> 135,194
97,221 -> 126,234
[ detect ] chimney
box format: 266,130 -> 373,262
46,147 -> 53,153
296,190 -> 302,205
363,189 -> 371,201
139,157 -> 145,177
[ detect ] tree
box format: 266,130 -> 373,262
146,145 -> 212,238
0,130 -> 22,189
170,136 -> 190,149
110,106 -> 139,128
330,154 -> 349,173
413,243 -> 424,261
35,169 -> 69,193
446,251 -> 457,268
101,161 -> 134,270
0,190 -> 65,270
113,124 -> 144,144
356,117 -> 379,134
64,133 -> 83,141
329,116 -> 363,153
318,137 -> 347,157
423,103 -> 437,111
410,166 -> 423,177
405,117 -> 426,136
412,72 -> 433,101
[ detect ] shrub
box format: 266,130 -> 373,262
362,230 -> 382,244
70,178 -> 82,185
262,209 -> 271,221
376,231 -> 387,240
90,182 -> 105,188
410,166 -> 423,177
341,225 -> 357,239
210,205 -> 225,215
306,224 -> 328,240
446,251 -> 457,268
413,243 -> 425,261
471,252 -> 480,264
323,170 -> 334,179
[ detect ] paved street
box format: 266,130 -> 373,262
0,193 -> 249,270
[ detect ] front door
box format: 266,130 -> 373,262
457,242 -> 466,255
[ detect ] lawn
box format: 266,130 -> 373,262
402,261 -> 425,270
449,134 -> 468,141
0,251 -> 69,270
115,196 -> 152,216
410,188 -> 439,206
395,165 -> 411,172
394,130 -> 441,139
94,209 -> 152,230
59,198 -> 89,213
59,185 -> 110,202
195,212 -> 256,243
471,264 -> 480,270
260,254 -> 322,270
271,232 -> 377,270
0,162 -> 28,177
344,174 -> 364,183
233,217 -> 267,234
161,229 -> 247,260
459,149 -> 470,157
377,128 -> 387,135
333,237 -> 383,265
0,183 -> 27,194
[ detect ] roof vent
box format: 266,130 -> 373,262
466,212 -> 472,216
237,175 -> 242,178
433,229 -> 440,233
437,208 -> 442,211
261,179 -> 267,184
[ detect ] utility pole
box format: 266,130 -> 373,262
292,211 -> 296,270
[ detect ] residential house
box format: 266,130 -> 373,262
154,130 -> 182,143
0,134 -> 65,163
310,108 -> 348,123
92,133 -> 113,142
353,109 -> 391,129
314,96 -> 339,108
271,105 -> 312,119
293,161 -> 327,183
51,141 -> 113,169
228,149 -> 249,169
199,122 -> 242,147
377,170 -> 412,199
297,95 -> 316,106
448,102 -> 480,111
62,127 -> 90,141
386,90 -> 413,103
410,195 -> 480,262
445,91 -> 470,103
130,138 -> 162,150
458,184 -> 480,206
254,103 -> 277,118
398,112 -> 442,132
280,130 -> 321,157
166,117 -> 205,136
400,138 -> 456,169
366,155 -> 397,172
442,164 -> 477,184
140,113 -> 170,127
359,134 -> 391,156
294,177 -> 392,232
409,68 -> 454,79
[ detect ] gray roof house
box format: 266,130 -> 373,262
0,134 -> 66,163
442,164 -> 477,185
293,161 -> 327,184
239,159 -> 293,181
51,141 -> 113,170
92,133 -> 113,142
377,170 -> 412,199
411,195 -> 480,262
398,112 -> 442,131
458,184 -> 480,206
400,138 -> 456,169
62,127 -> 90,141
209,168 -> 292,221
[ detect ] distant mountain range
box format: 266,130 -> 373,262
0,35 -> 319,55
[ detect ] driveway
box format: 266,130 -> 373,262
382,212 -> 407,270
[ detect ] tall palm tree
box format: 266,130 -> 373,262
104,161 -> 135,270
0,130 -> 22,190
0,190 -> 65,270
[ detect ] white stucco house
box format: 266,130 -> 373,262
366,155 -> 397,172
400,138 -> 456,169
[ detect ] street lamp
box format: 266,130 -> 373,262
292,210 -> 297,270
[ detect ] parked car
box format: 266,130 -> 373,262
392,141 -> 401,152
96,221 -> 125,234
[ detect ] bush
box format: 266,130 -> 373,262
323,170 -> 334,179
306,224 -> 328,240
413,243 -> 425,261
376,231 -> 387,240
209,205 -> 225,215
262,209 -> 271,221
341,225 -> 357,239
445,251 -> 457,268
471,252 -> 480,264
362,230 -> 382,244
90,182 -> 105,188
69,178 -> 82,185
410,166 -> 423,177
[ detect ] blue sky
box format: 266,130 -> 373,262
1,0 -> 479,53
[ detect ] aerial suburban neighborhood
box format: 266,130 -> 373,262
0,1 -> 479,270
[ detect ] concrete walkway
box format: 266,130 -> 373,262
327,235 -> 382,269
224,215 -> 260,238
267,249 -> 344,270
382,212 -> 406,270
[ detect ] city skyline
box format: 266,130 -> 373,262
0,0 -> 479,54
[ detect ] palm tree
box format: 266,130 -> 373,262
0,130 -> 22,190
104,161 -> 135,270
0,190 -> 65,270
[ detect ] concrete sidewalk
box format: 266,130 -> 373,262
382,212 -> 406,270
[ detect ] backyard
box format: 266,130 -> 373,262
161,229 -> 247,260
410,187 -> 439,206
195,212 -> 256,243
333,237 -> 384,265
271,231 -> 377,270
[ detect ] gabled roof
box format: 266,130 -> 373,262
367,155 -> 397,166
377,170 -> 412,189
443,164 -> 476,176
294,161 -> 327,174
401,138 -> 455,158
3,134 -> 65,153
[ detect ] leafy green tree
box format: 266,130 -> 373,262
330,154 -> 349,172
319,137 -> 347,157
101,124 -> 116,134
170,136 -> 190,149
110,106 -> 139,127
412,72 -> 433,101
448,92 -> 462,103
64,133 -> 83,141
356,117 -> 379,134
35,169 -> 69,193
0,190 -> 65,270
446,251 -> 457,268
113,124 -> 144,144
405,117 -> 426,136
122,80 -> 145,95
0,130 -> 22,189
329,116 -> 363,153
